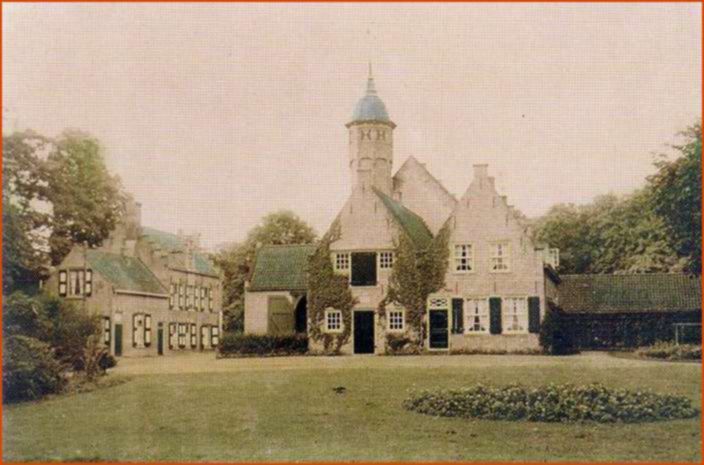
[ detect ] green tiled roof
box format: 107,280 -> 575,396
558,273 -> 701,314
248,244 -> 317,292
373,188 -> 433,247
141,227 -> 217,276
86,250 -> 167,295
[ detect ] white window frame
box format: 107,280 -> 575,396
190,323 -> 197,348
208,285 -> 214,312
453,244 -> 474,273
325,309 -> 343,333
144,314 -> 152,347
59,270 -> 68,296
387,309 -> 405,332
503,297 -> 528,334
211,326 -> 220,346
333,252 -> 350,273
490,242 -> 511,273
178,284 -> 185,309
379,251 -> 394,270
178,323 -> 187,348
465,298 -> 489,334
103,317 -> 111,345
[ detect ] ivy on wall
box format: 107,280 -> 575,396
379,221 -> 451,350
307,220 -> 357,354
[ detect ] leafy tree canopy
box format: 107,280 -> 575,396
2,130 -> 125,293
213,210 -> 317,331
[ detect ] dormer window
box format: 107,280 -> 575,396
58,269 -> 92,297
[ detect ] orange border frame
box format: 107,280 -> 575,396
0,1 -> 701,465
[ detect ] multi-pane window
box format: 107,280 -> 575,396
169,323 -> 177,349
491,242 -> 511,272
133,314 -> 144,348
200,287 -> 206,311
454,244 -> 474,272
388,310 -> 404,331
178,323 -> 187,347
211,326 -> 220,346
190,323 -> 197,348
201,325 -> 210,349
144,315 -> 152,347
334,253 -> 350,272
208,285 -> 214,312
178,284 -> 185,309
465,299 -> 489,333
103,317 -> 111,346
169,283 -> 176,309
503,297 -> 528,333
186,285 -> 193,309
59,269 -> 93,297
379,251 -> 394,269
325,309 -> 343,332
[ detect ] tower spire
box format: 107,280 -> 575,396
366,61 -> 377,95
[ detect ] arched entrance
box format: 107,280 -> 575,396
294,296 -> 307,334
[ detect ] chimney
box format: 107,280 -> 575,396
473,164 -> 488,181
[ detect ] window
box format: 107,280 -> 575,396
334,253 -> 350,272
59,271 -> 67,296
465,299 -> 489,334
169,323 -> 177,349
133,314 -> 144,348
178,284 -> 185,310
201,325 -> 209,349
85,270 -> 92,296
200,287 -> 206,311
186,285 -> 193,309
211,326 -> 220,346
144,314 -> 152,347
169,283 -> 176,309
178,323 -> 187,348
103,317 -> 111,346
350,252 -> 377,286
190,323 -> 197,348
209,285 -> 214,312
454,244 -> 474,272
503,297 -> 528,333
388,309 -> 404,331
546,248 -> 560,269
379,251 -> 394,269
491,242 -> 511,272
325,309 -> 343,332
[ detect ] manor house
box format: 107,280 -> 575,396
244,71 -> 562,354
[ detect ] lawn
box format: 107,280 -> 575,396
2,353 -> 701,462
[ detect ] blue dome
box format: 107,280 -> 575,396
348,75 -> 394,126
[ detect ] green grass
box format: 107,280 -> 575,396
2,356 -> 701,462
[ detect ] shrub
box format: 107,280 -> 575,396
403,383 -> 697,423
3,292 -> 51,339
385,334 -> 420,355
635,341 -> 701,361
3,335 -> 66,403
539,306 -> 578,355
218,333 -> 308,357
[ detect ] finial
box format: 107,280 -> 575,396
366,62 -> 377,96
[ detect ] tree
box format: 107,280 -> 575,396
214,210 -> 317,332
2,130 -> 125,293
648,123 -> 702,275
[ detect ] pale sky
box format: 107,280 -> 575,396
3,3 -> 701,250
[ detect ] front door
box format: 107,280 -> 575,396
157,326 -> 164,355
353,311 -> 375,354
429,310 -> 449,349
114,324 -> 123,356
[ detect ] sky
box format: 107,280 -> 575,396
3,3 -> 701,250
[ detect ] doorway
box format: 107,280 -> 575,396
428,310 -> 449,350
353,311 -> 375,354
114,324 -> 123,356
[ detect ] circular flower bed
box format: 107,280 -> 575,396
403,383 -> 697,423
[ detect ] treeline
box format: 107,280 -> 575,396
533,123 -> 701,275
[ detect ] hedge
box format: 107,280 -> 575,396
218,333 -> 308,357
3,335 -> 66,403
404,383 -> 697,423
635,342 -> 701,361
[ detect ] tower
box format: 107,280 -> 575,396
346,65 -> 396,194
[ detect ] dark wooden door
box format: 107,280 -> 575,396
353,311 -> 375,354
157,327 -> 164,355
429,310 -> 449,349
114,324 -> 123,356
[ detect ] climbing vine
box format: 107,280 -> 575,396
379,221 -> 451,351
307,219 -> 357,354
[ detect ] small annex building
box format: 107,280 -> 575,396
45,196 -> 223,357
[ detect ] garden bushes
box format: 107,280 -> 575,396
3,335 -> 66,403
404,383 -> 697,423
539,305 -> 578,355
635,341 -> 701,361
218,333 -> 308,357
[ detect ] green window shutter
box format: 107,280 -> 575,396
451,298 -> 464,334
489,297 -> 502,335
528,296 -> 541,333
